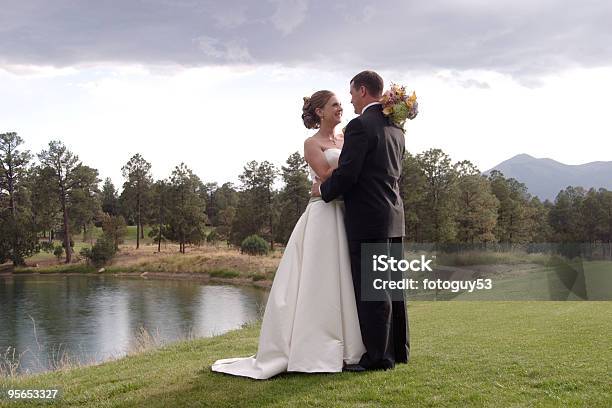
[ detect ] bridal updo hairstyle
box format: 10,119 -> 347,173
302,90 -> 334,129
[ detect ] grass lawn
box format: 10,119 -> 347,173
444,260 -> 612,301
83,225 -> 154,244
21,226 -> 216,267
1,301 -> 610,407
22,226 -> 160,266
25,241 -> 92,265
122,225 -> 154,244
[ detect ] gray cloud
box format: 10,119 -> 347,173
268,0 -> 308,36
1,0 -> 611,78
459,79 -> 490,89
194,35 -> 252,62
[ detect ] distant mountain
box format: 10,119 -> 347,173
484,154 -> 612,201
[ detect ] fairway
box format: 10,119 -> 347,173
451,260 -> 612,301
1,301 -> 610,407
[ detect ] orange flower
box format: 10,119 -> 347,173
383,106 -> 394,115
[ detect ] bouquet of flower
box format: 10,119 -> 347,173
380,83 -> 418,129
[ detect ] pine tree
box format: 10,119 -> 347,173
29,165 -> 61,242
597,189 -> 612,259
0,132 -> 38,265
37,140 -> 85,263
416,149 -> 458,243
213,182 -> 239,244
101,177 -> 120,216
527,197 -> 554,243
166,163 -> 208,253
230,161 -> 277,248
148,179 -> 171,252
202,182 -> 218,226
488,170 -> 533,243
275,152 -> 310,244
454,161 -> 499,244
400,152 -> 428,242
68,165 -> 101,242
549,186 -> 586,242
121,153 -> 153,249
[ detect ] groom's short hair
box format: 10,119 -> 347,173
351,71 -> 383,97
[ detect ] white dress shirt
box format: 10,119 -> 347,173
361,101 -> 382,114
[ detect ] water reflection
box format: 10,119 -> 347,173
0,275 -> 268,374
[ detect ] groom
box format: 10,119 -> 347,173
311,70 -> 409,371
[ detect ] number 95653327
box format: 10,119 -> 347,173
4,389 -> 60,399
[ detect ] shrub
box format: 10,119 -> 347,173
79,246 -> 92,260
240,234 -> 269,256
40,241 -> 55,253
206,230 -> 219,244
53,245 -> 64,261
209,269 -> 240,278
82,236 -> 117,266
101,214 -> 128,250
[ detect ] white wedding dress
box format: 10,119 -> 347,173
211,148 -> 365,379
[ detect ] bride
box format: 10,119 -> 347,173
211,90 -> 365,379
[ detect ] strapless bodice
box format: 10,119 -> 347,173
309,148 -> 341,180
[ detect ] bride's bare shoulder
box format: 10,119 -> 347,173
304,136 -> 322,150
304,136 -> 323,163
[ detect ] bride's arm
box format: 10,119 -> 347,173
304,139 -> 333,182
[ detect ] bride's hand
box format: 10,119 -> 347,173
304,138 -> 334,182
311,180 -> 321,197
316,167 -> 334,182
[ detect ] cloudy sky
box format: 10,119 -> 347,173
1,0 -> 611,189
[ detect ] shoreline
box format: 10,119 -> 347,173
1,243 -> 281,290
1,301 -> 609,406
1,269 -> 273,288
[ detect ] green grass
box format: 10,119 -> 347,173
123,254 -> 210,274
82,225 -> 154,244
13,262 -> 247,281
121,225 -> 210,245
13,264 -> 97,274
249,273 -> 268,281
87,225 -> 154,244
22,226 -> 154,265
12,263 -> 244,279
26,241 -> 93,264
123,225 -> 153,244
1,302 -> 610,407
434,250 -> 551,266
469,260 -> 612,301
208,269 -> 241,279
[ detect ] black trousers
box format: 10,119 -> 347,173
348,237 -> 410,369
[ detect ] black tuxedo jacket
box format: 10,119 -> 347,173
321,104 -> 405,241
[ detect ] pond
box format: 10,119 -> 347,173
0,274 -> 268,375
